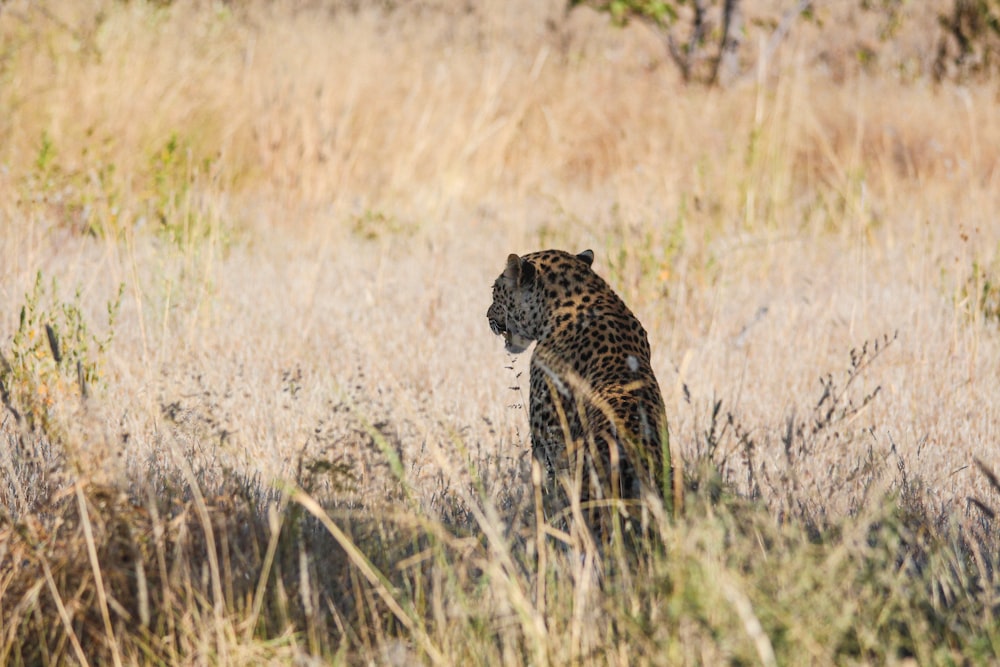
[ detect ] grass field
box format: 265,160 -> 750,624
1,0 -> 1000,664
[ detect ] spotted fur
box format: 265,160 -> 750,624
488,249 -> 673,523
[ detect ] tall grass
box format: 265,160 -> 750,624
1,0 -> 999,663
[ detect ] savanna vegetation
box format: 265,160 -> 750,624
1,0 -> 999,664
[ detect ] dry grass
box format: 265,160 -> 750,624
1,0 -> 1000,664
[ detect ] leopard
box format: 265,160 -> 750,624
487,248 -> 675,531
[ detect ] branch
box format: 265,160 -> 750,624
713,0 -> 745,86
759,0 -> 813,71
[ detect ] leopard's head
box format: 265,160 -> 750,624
487,249 -> 595,354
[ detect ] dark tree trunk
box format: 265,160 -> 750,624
714,0 -> 744,86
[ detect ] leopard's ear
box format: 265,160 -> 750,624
503,254 -> 521,280
577,249 -> 595,266
520,259 -> 536,286
504,254 -> 536,287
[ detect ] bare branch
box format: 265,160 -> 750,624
714,0 -> 744,86
760,0 -> 813,72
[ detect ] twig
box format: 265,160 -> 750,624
759,0 -> 814,71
